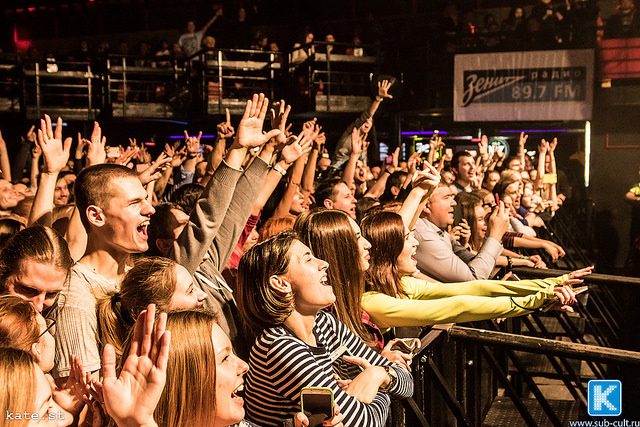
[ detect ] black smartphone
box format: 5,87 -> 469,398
301,387 -> 334,427
452,203 -> 464,227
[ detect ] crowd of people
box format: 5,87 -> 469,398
0,80 -> 593,426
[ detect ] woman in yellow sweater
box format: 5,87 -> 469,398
359,211 -> 591,330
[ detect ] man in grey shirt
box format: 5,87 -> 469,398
415,184 -> 509,282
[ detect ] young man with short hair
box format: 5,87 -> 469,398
451,151 -> 476,193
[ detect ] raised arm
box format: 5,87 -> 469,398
201,108 -> 235,187
342,127 -> 363,188
518,131 -> 528,170
171,93 -> 280,274
272,131 -> 313,218
29,115 -> 72,226
365,147 -> 398,198
398,162 -> 440,230
301,131 -> 323,194
200,8 -> 223,35
367,79 -> 394,118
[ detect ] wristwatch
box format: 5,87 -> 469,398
379,365 -> 397,392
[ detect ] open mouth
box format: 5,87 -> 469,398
320,275 -> 330,286
232,384 -> 244,404
137,220 -> 150,240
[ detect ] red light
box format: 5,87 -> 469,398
28,7 -> 35,11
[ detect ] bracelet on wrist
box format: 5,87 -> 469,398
375,96 -> 383,102
272,163 -> 287,176
379,365 -> 397,393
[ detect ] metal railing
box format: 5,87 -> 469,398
22,59 -> 99,120
189,47 -> 282,116
398,323 -> 640,427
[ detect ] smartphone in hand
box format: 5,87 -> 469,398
301,387 -> 334,427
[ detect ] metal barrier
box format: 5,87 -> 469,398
0,53 -> 21,113
106,55 -> 185,118
189,48 -> 282,116
511,267 -> 640,356
398,323 -> 640,427
23,59 -> 99,121
289,41 -> 380,112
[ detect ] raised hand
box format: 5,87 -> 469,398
313,132 -> 326,152
217,108 -> 236,139
487,201 -> 510,241
37,115 -> 72,175
22,125 -> 37,144
102,304 -> 170,427
270,100 -> 291,148
377,79 -> 394,100
549,137 -> 558,153
184,130 -> 202,156
412,161 -> 441,194
75,132 -> 87,160
233,93 -> 281,149
115,145 -> 139,167
538,139 -> 549,155
478,134 -> 489,158
351,127 -> 363,156
138,152 -> 173,185
31,144 -> 42,160
519,131 -> 528,148
87,122 -> 106,166
281,133 -> 313,164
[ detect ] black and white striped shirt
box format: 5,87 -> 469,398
245,311 -> 413,427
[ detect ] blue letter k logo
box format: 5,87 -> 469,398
588,380 -> 622,416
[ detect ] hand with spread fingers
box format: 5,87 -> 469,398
102,304 -> 170,427
37,115 -> 72,175
233,93 -> 281,149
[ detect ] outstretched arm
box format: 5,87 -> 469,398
367,79 -> 394,118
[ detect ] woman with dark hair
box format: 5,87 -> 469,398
456,192 -> 545,269
236,231 -> 413,427
359,211 -> 591,330
294,209 -> 413,369
0,225 -> 73,312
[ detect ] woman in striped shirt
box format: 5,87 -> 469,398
236,231 -> 413,427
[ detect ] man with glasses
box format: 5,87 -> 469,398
414,183 -> 510,282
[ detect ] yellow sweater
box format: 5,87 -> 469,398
361,275 -> 568,330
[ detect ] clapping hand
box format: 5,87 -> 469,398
102,304 -> 170,427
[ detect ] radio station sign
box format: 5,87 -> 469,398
454,49 -> 594,122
